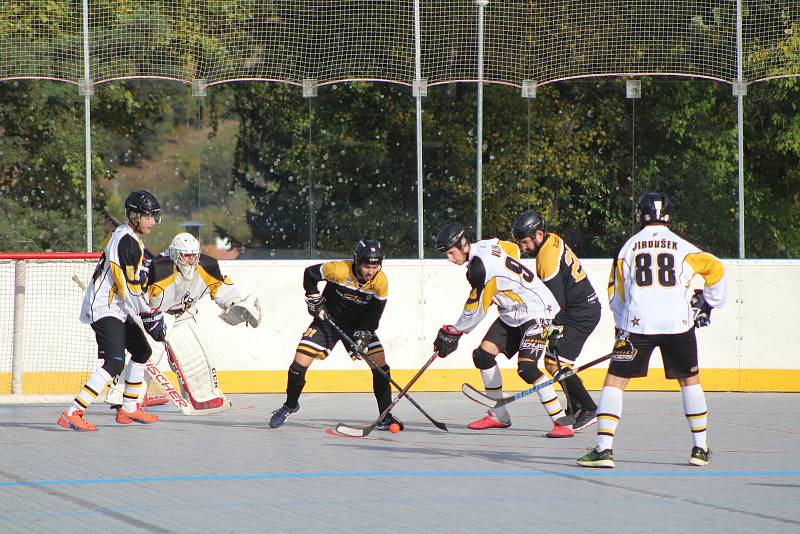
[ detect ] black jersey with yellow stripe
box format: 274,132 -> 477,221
303,260 -> 388,331
534,233 -> 598,320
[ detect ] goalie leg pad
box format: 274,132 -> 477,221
167,321 -> 230,414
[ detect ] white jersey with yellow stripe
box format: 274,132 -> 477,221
453,239 -> 560,334
80,224 -> 151,324
147,255 -> 240,317
609,224 -> 728,334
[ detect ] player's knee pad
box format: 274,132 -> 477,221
472,347 -> 497,370
101,355 -> 125,378
289,361 -> 309,378
517,360 -> 543,384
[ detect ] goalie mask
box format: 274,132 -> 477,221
637,192 -> 671,226
169,233 -> 201,278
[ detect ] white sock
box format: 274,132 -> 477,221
596,386 -> 624,451
681,384 -> 708,450
536,382 -> 564,423
481,365 -> 510,422
122,361 -> 147,412
70,367 -> 112,414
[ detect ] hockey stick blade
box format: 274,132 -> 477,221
324,316 -> 447,432
461,351 -> 615,409
334,423 -> 371,438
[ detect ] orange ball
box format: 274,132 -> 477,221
389,423 -> 401,433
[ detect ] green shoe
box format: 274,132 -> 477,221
576,447 -> 615,468
689,446 -> 711,466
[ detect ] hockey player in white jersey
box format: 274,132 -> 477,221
58,190 -> 165,431
433,222 -> 574,437
136,232 -> 260,414
577,192 -> 728,468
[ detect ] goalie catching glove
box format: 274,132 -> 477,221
690,289 -> 712,328
219,294 -> 262,328
141,310 -> 167,341
434,325 -> 463,357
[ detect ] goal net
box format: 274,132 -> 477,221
0,253 -> 167,404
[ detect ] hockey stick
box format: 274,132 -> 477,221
335,351 -> 440,438
72,274 -> 192,414
462,351 -> 615,409
322,315 -> 447,432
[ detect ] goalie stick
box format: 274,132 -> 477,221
335,351 -> 440,438
322,314 -> 447,432
461,351 -> 616,409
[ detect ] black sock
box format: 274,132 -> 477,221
372,365 -> 392,414
564,375 -> 597,411
285,362 -> 307,409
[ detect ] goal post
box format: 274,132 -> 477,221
0,252 -> 101,402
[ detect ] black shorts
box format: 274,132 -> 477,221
608,329 -> 699,379
482,318 -> 548,361
545,299 -> 601,367
296,320 -> 384,361
90,316 -> 152,364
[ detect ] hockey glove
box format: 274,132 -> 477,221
305,293 -> 325,319
141,310 -> 167,342
434,325 -> 463,357
547,324 -> 564,356
138,257 -> 152,287
690,289 -> 712,328
351,330 -> 373,359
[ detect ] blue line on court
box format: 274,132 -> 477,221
1,470 -> 798,488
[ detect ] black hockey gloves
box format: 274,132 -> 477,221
690,289 -> 712,328
352,330 -> 373,358
141,310 -> 166,342
434,325 -> 463,357
305,292 -> 325,318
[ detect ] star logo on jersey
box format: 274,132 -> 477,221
631,317 -> 640,327
546,305 -> 553,313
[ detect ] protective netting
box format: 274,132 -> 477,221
0,258 -> 98,395
1,1 -> 798,87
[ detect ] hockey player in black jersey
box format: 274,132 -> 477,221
512,210 -> 601,432
269,239 -> 402,431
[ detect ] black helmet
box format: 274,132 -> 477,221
435,222 -> 466,253
125,190 -> 161,224
511,210 -> 546,240
353,239 -> 384,266
636,192 -> 670,226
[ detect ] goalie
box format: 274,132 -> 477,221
107,232 -> 261,415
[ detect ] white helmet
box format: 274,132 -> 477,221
169,233 -> 201,278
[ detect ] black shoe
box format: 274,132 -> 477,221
573,409 -> 598,432
269,403 -> 301,429
376,412 -> 404,431
689,446 -> 711,466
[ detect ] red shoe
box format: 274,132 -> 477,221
143,393 -> 168,407
57,410 -> 97,432
546,422 -> 575,438
468,411 -> 511,430
116,403 -> 159,425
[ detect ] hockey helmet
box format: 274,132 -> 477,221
169,232 -> 201,277
124,190 -> 161,224
511,210 -> 546,240
435,222 -> 467,253
353,239 -> 384,266
637,192 -> 670,226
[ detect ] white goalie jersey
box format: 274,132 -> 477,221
454,239 -> 560,334
609,224 -> 728,335
146,254 -> 240,317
